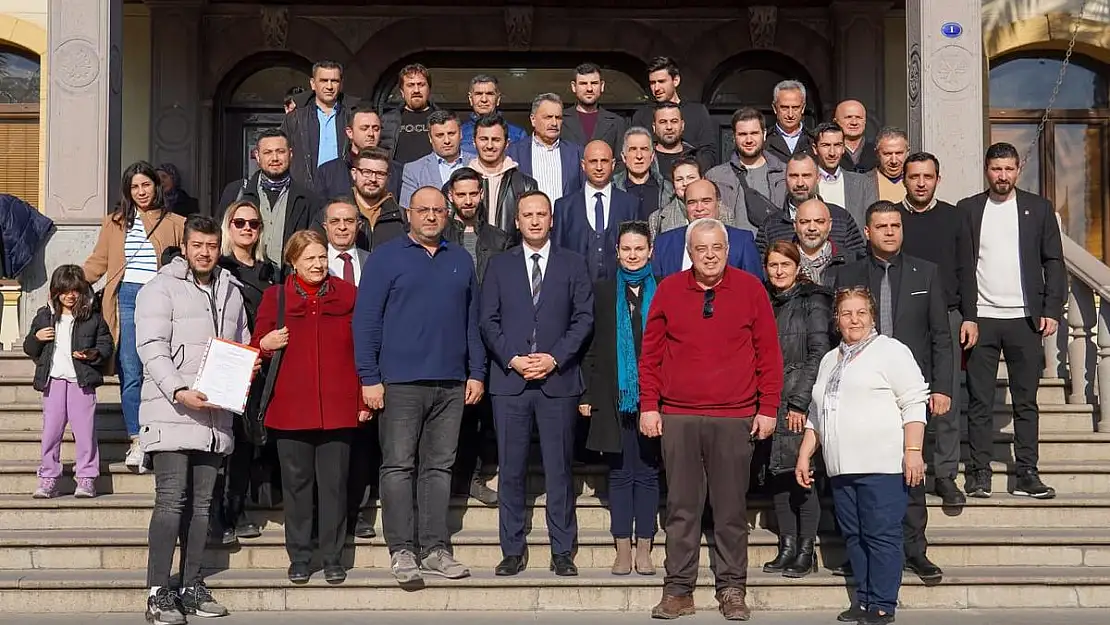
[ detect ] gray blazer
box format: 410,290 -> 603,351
840,170 -> 880,230
399,150 -> 475,207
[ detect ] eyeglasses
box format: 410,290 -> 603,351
702,288 -> 716,319
354,168 -> 389,179
409,206 -> 448,217
231,218 -> 262,230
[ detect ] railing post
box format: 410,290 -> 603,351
1066,280 -> 1095,403
1096,299 -> 1110,432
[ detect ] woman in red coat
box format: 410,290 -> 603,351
253,229 -> 368,585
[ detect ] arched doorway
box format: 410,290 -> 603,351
0,44 -> 40,205
372,52 -> 649,137
704,51 -> 823,163
214,52 -> 312,207
989,52 -> 1110,260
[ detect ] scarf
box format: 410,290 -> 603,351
259,171 -> 292,193
822,329 -> 879,424
156,162 -> 182,210
799,241 -> 833,284
616,264 -> 657,414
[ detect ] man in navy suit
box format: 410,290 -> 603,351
479,190 -> 594,578
507,93 -> 584,204
552,140 -> 639,281
652,180 -> 763,280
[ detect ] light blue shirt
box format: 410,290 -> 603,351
776,124 -> 803,154
317,105 -> 339,167
437,154 -> 468,186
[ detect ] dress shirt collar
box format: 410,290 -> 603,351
523,239 -> 552,260
436,152 -> 464,167
532,135 -> 560,152
684,266 -> 733,291
776,124 -> 803,139
585,182 -> 612,203
869,252 -> 902,270
328,244 -> 356,262
820,167 -> 843,183
902,197 -> 938,213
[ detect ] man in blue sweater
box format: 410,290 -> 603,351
352,185 -> 487,585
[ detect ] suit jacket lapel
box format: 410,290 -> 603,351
536,245 -> 556,311
594,111 -> 614,141
894,257 -> 916,326
970,195 -> 987,255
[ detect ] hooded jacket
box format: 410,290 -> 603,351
1,194 -> 53,278
134,257 -> 251,456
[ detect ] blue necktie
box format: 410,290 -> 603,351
593,192 -> 605,235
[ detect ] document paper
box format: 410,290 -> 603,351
191,338 -> 259,414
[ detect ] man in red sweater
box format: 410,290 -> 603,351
640,217 -> 784,620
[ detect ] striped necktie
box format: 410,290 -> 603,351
530,253 -> 542,350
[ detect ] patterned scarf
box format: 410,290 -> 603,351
616,264 -> 656,414
259,171 -> 292,193
799,241 -> 833,284
822,329 -> 879,423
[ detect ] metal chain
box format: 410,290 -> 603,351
1022,0 -> 1091,167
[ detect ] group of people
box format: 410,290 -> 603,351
22,56 -> 1066,625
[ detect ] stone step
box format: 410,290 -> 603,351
0,352 -> 35,378
2,456 -> 1108,497
0,378 -> 120,404
0,403 -> 123,433
2,527 -> 1108,572
1,566 -> 1109,612
2,493 -> 1109,532
995,378 -> 1067,405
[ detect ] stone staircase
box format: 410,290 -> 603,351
2,350 -> 1110,614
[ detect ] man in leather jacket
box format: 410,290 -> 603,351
466,114 -> 537,244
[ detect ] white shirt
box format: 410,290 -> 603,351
818,168 -> 846,210
522,239 -> 552,291
531,136 -> 564,202
49,314 -> 78,382
122,217 -> 159,285
976,195 -> 1027,319
327,244 -> 368,286
584,183 -> 613,231
806,335 -> 929,477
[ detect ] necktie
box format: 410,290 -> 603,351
338,252 -> 355,284
530,253 -> 542,351
879,260 -> 893,336
593,192 -> 605,235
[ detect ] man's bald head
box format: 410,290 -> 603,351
795,198 -> 833,253
834,100 -> 867,141
582,140 -> 615,187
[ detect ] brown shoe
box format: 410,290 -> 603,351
716,587 -> 751,621
611,538 -> 633,575
634,538 -> 656,575
651,593 -> 695,619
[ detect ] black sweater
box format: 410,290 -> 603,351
899,200 -> 978,320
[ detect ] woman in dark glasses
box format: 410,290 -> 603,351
213,200 -> 282,545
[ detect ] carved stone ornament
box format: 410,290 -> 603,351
748,6 -> 778,48
505,6 -> 534,50
908,44 -> 921,107
260,6 -> 290,49
930,45 -> 974,94
54,39 -> 100,90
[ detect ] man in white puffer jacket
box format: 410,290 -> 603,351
135,215 -> 249,625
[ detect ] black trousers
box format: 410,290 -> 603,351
346,420 -> 381,523
274,428 -> 353,566
452,395 -> 497,493
966,317 -> 1044,473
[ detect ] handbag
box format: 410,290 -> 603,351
92,210 -> 170,313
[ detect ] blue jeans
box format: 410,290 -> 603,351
831,473 -> 908,615
607,415 -> 659,540
116,282 -> 143,437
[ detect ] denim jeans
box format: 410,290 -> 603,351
607,415 -> 659,540
831,473 -> 908,614
116,282 -> 144,437
379,381 -> 464,556
146,451 -> 222,588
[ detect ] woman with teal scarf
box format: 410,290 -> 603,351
580,221 -> 660,576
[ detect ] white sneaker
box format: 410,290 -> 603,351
125,439 -> 144,470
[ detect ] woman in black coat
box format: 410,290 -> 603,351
213,200 -> 282,544
580,221 -> 660,576
761,240 -> 833,578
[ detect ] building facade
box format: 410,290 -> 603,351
0,0 -> 1106,270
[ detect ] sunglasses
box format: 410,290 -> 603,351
703,288 -> 716,319
231,218 -> 262,230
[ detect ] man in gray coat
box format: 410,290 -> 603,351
136,215 -> 250,625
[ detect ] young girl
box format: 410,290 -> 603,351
23,265 -> 114,499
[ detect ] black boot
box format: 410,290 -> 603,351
783,536 -> 817,578
762,535 -> 798,573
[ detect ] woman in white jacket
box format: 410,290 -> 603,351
795,286 -> 928,625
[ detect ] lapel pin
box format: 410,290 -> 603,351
1024,210 -> 1029,215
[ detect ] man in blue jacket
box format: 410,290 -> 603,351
479,190 -> 594,578
652,180 -> 763,280
352,186 -> 486,585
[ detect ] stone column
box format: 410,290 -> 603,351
832,1 -> 890,130
906,0 -> 985,201
147,0 -> 204,207
21,0 -> 123,332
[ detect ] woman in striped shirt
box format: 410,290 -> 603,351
84,161 -> 186,470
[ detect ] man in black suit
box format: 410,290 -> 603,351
217,128 -> 324,269
764,80 -> 813,164
836,200 -> 953,583
479,191 -> 594,577
958,142 -> 1066,501
562,63 -> 628,156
